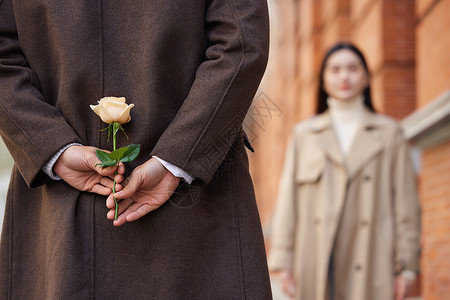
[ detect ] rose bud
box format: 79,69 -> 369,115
90,96 -> 134,124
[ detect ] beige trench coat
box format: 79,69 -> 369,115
269,109 -> 421,300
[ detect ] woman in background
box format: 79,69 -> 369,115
269,42 -> 421,300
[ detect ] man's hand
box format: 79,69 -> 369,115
106,157 -> 180,226
53,145 -> 124,195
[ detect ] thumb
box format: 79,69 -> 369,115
89,155 -> 117,176
114,172 -> 142,199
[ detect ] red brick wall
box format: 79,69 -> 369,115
420,140 -> 450,299
416,0 -> 450,107
251,0 -> 300,223
351,0 -> 416,119
415,0 -> 450,297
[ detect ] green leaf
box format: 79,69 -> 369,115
109,146 -> 129,161
99,123 -> 113,142
96,150 -> 111,162
108,124 -> 112,141
120,144 -> 141,163
96,160 -> 117,167
120,125 -> 129,139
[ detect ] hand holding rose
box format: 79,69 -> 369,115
106,157 -> 180,226
54,145 -> 125,195
90,96 -> 141,221
56,97 -> 178,226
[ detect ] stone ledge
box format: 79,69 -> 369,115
401,90 -> 450,149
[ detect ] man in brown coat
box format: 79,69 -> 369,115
0,0 -> 272,299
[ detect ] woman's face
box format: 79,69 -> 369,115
323,49 -> 369,101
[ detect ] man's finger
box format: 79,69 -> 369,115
113,203 -> 141,226
106,194 -> 117,209
99,176 -> 115,189
112,173 -> 124,184
125,204 -> 156,222
114,202 -> 156,225
107,198 -> 133,220
117,162 -> 125,175
113,174 -> 142,199
90,184 -> 112,196
94,164 -> 117,176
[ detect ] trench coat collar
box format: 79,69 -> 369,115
310,108 -> 385,179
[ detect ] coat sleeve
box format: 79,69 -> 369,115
150,0 -> 269,183
268,134 -> 298,271
0,0 -> 82,187
392,127 -> 421,273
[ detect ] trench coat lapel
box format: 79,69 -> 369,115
311,112 -> 345,168
310,110 -> 385,178
346,109 -> 385,180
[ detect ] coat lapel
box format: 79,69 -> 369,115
310,110 -> 385,178
311,112 -> 345,168
346,109 -> 385,180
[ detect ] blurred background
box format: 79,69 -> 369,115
247,0 -> 449,299
0,0 -> 448,299
0,141 -> 12,234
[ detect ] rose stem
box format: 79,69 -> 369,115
112,122 -> 118,221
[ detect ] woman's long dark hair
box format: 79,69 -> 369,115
316,42 -> 375,114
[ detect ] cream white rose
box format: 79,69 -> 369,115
90,97 -> 134,124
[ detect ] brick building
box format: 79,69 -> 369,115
248,0 -> 450,298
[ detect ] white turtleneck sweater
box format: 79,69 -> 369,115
327,95 -> 365,155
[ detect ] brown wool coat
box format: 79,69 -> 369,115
0,0 -> 272,299
269,110 -> 421,300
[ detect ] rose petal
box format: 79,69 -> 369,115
101,96 -> 126,104
104,100 -> 128,121
118,104 -> 134,124
98,106 -> 114,124
90,104 -> 101,117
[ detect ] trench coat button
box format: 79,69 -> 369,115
364,175 -> 371,181
355,264 -> 363,271
314,217 -> 321,225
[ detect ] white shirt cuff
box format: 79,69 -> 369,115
153,156 -> 195,184
401,269 -> 417,281
42,143 -> 83,180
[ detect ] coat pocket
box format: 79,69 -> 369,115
295,147 -> 326,184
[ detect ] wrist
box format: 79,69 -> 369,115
152,156 -> 194,184
401,270 -> 417,281
47,143 -> 83,180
